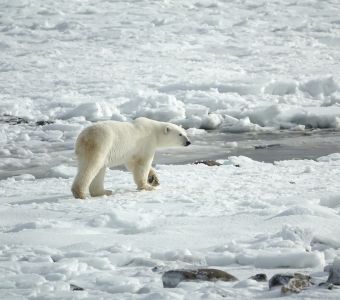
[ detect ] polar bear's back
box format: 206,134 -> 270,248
74,119 -> 159,166
75,121 -> 125,155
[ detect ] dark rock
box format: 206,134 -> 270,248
0,114 -> 55,127
193,160 -> 222,167
281,274 -> 313,294
0,114 -> 54,126
326,258 -> 340,285
254,144 -> 280,150
250,273 -> 267,282
152,266 -> 160,272
152,265 -> 169,273
36,120 -> 54,126
319,282 -> 334,290
51,254 -> 63,262
269,274 -> 295,289
269,273 -> 313,294
70,284 -> 84,291
19,257 -> 30,261
162,268 -> 238,288
0,115 -> 29,125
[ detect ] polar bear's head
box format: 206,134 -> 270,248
159,123 -> 191,148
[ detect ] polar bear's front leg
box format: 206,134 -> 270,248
148,167 -> 160,187
134,164 -> 155,191
126,158 -> 155,191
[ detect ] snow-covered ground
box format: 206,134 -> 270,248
1,0 -> 340,298
1,156 -> 340,299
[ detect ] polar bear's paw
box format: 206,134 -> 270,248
138,184 -> 155,191
90,189 -> 113,197
148,168 -> 160,187
148,174 -> 160,187
72,184 -> 86,200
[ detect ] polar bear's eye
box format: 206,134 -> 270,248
179,133 -> 183,136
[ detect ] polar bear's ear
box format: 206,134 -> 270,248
164,126 -> 170,134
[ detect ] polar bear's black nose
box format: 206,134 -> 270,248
185,141 -> 191,146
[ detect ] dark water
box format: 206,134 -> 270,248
155,129 -> 340,164
1,129 -> 340,180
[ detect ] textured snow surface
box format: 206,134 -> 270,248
1,158 -> 340,299
2,0 -> 340,179
2,0 -> 340,129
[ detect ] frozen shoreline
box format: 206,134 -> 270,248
1,122 -> 339,180
156,128 -> 340,165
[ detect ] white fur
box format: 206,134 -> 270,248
71,117 -> 190,199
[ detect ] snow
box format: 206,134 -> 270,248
1,0 -> 340,175
1,157 -> 340,298
319,195 -> 340,209
317,153 -> 340,162
2,0 -> 340,133
2,0 -> 340,298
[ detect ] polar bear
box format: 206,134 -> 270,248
71,117 -> 191,199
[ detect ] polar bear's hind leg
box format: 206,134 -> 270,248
72,155 -> 104,199
72,132 -> 108,199
72,127 -> 112,199
89,167 -> 112,197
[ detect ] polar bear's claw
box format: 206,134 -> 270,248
71,184 -> 86,200
148,168 -> 160,187
148,174 -> 160,187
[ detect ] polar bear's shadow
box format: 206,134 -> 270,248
10,194 -> 68,206
106,187 -> 149,197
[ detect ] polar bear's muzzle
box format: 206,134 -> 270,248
185,139 -> 191,146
